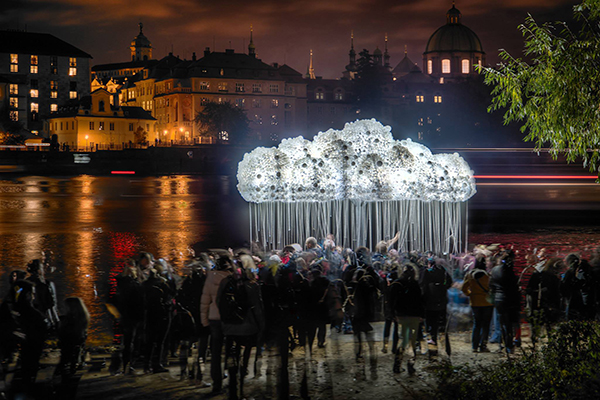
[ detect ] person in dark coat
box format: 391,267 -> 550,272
351,269 -> 378,362
561,253 -> 596,321
390,263 -> 424,374
26,259 -> 59,329
0,270 -> 27,377
308,267 -> 330,349
142,268 -> 172,373
55,297 -> 89,382
219,265 -> 265,400
420,257 -> 452,348
381,267 -> 399,354
489,250 -> 521,353
526,258 -> 562,345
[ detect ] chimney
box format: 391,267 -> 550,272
192,52 -> 196,61
272,62 -> 279,69
204,47 -> 211,57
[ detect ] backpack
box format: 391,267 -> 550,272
218,276 -> 249,324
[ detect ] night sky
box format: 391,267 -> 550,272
1,0 -> 581,78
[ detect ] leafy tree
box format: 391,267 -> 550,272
354,49 -> 386,119
0,107 -> 25,145
133,126 -> 147,144
479,0 -> 600,174
194,101 -> 250,144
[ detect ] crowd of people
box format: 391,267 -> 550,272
1,237 -> 600,399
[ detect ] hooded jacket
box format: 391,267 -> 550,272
200,269 -> 232,326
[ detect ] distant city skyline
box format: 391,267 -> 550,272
1,0 -> 580,78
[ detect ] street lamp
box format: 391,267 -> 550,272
85,135 -> 89,151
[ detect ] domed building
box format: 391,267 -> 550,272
423,4 -> 485,80
130,23 -> 152,62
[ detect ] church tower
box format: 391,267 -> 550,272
130,23 -> 152,61
306,49 -> 316,79
343,31 -> 357,80
248,25 -> 256,58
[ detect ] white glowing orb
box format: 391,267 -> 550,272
237,119 -> 476,203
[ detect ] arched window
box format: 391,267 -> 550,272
442,59 -> 451,74
461,59 -> 470,74
99,100 -> 105,112
427,59 -> 433,75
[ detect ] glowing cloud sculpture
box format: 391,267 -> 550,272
237,119 -> 476,253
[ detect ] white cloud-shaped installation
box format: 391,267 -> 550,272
237,119 -> 476,203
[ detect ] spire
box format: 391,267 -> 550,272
248,25 -> 256,57
384,33 -> 390,68
306,49 -> 316,79
139,22 -> 143,35
404,44 -> 407,56
349,30 -> 356,66
447,1 -> 461,24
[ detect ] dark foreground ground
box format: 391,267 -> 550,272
2,322 -> 528,400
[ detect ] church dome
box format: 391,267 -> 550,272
424,5 -> 483,54
131,23 -> 151,49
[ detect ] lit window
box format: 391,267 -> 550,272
30,103 -> 39,113
30,89 -> 39,98
10,54 -> 18,73
427,59 -> 433,75
9,84 -> 18,95
9,98 -> 18,108
50,104 -> 58,112
236,83 -> 245,92
89,121 -> 95,130
462,59 -> 470,74
418,118 -> 424,126
416,95 -> 424,103
254,114 -> 263,124
200,81 -> 209,90
478,59 -> 482,68
315,92 -> 324,100
271,99 -> 279,108
51,91 -> 58,99
200,97 -> 209,105
70,81 -> 77,98
30,55 -> 38,73
335,92 -> 343,101
69,57 -> 77,67
10,64 -> 18,73
70,91 -> 77,99
269,84 -> 279,93
69,67 -> 77,76
439,77 -> 444,84
271,115 -> 278,125
218,82 -> 228,92
235,98 -> 245,108
252,99 -> 261,108
50,56 -> 58,74
252,83 -> 262,93
9,111 -> 18,121
219,131 -> 229,141
99,122 -> 104,130
442,59 -> 451,74
30,65 -> 38,74
434,95 -> 442,103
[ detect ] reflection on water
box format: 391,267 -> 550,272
0,175 -> 243,344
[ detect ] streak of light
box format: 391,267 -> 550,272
111,171 -> 136,175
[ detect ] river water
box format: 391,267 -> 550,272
0,175 -> 598,344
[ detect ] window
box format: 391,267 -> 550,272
9,98 -> 18,108
99,122 -> 104,130
315,91 -> 324,100
30,55 -> 38,73
89,121 -> 95,130
31,79 -> 39,89
462,59 -> 470,74
442,59 -> 451,74
30,103 -> 39,112
427,59 -> 433,75
69,58 -> 77,75
439,77 -> 444,84
69,81 -> 77,99
199,81 -> 209,90
235,98 -> 245,108
218,82 -> 228,92
335,91 -> 343,101
416,95 -> 424,103
9,84 -> 18,95
99,100 -> 105,112
9,111 -> 18,121
254,115 -> 263,124
10,54 -> 18,73
29,89 -> 38,98
252,83 -> 262,93
269,84 -> 279,93
60,122 -> 63,130
129,123 -> 134,131
235,83 -> 245,92
219,131 -> 229,141
70,91 -> 77,99
252,99 -> 261,108
109,123 -> 114,131
51,91 -> 58,99
50,56 -> 58,74
434,95 -> 442,103
271,115 -> 278,125
50,104 -> 58,112
271,99 -> 279,108
200,97 -> 209,105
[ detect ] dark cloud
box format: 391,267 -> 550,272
5,0 -> 581,77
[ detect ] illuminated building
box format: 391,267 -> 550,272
47,88 -> 155,149
0,30 -> 92,135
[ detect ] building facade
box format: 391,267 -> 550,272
0,30 -> 92,135
47,89 -> 155,149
